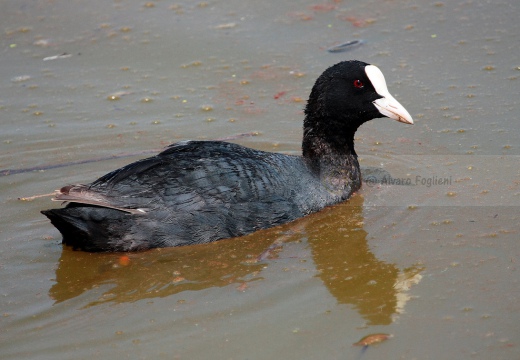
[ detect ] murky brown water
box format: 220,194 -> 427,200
1,0 -> 519,359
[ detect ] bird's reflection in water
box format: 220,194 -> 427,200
50,194 -> 422,324
305,195 -> 423,325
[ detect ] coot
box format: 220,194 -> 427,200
42,60 -> 413,252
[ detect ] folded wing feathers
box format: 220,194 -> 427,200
52,185 -> 146,215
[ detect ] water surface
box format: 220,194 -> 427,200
1,0 -> 519,359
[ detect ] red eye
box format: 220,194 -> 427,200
353,79 -> 364,88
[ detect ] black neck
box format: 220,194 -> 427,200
301,115 -> 362,195
302,112 -> 364,160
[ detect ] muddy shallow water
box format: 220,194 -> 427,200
1,0 -> 519,359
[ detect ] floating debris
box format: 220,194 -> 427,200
353,333 -> 393,347
342,17 -> 376,27
43,53 -> 72,61
215,22 -> 237,30
236,282 -> 248,292
107,91 -> 132,101
11,75 -> 31,83
327,39 -> 364,53
119,255 -> 130,266
180,60 -> 202,68
290,71 -> 306,78
273,91 -> 286,100
33,39 -> 53,47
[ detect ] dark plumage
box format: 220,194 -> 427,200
42,60 -> 413,252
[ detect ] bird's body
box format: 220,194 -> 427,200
42,60 -> 413,252
43,141 -> 359,251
